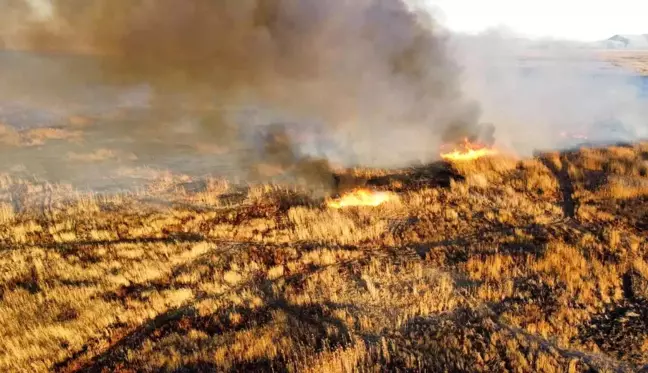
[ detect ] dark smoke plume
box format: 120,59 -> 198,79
3,0 -> 485,192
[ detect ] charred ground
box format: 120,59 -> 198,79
1,142 -> 647,372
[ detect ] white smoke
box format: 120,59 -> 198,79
451,29 -> 648,154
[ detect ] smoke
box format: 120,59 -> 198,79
450,30 -> 648,154
6,1 -> 643,196
1,0 -> 485,183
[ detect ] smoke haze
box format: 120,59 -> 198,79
450,30 -> 648,154
0,1 -> 646,194
7,1 -> 483,163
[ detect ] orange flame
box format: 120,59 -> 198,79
440,138 -> 498,162
326,189 -> 396,209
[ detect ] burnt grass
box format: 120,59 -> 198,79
0,142 -> 647,372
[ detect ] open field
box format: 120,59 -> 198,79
600,50 -> 648,76
0,141 -> 647,372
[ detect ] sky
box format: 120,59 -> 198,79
16,0 -> 648,42
425,0 -> 648,41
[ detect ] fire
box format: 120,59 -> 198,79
326,189 -> 396,209
440,138 -> 498,162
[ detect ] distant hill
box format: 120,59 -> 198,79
597,34 -> 648,49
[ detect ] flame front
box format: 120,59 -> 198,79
326,189 -> 396,209
440,138 -> 498,162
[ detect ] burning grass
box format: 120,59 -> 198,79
440,138 -> 499,162
325,189 -> 398,209
0,142 -> 647,372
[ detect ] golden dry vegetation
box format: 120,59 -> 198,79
0,142 -> 647,372
600,50 -> 648,76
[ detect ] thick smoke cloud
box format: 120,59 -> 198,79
2,0 -> 644,196
5,0 -> 483,173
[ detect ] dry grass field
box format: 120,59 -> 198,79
600,50 -> 648,76
0,140 -> 647,372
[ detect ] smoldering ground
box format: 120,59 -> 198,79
0,0 -> 489,194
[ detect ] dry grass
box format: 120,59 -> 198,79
66,149 -> 137,163
600,50 -> 648,75
66,116 -> 94,129
0,143 -> 647,372
0,123 -> 83,147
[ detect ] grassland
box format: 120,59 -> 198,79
0,140 -> 646,372
600,50 -> 648,76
